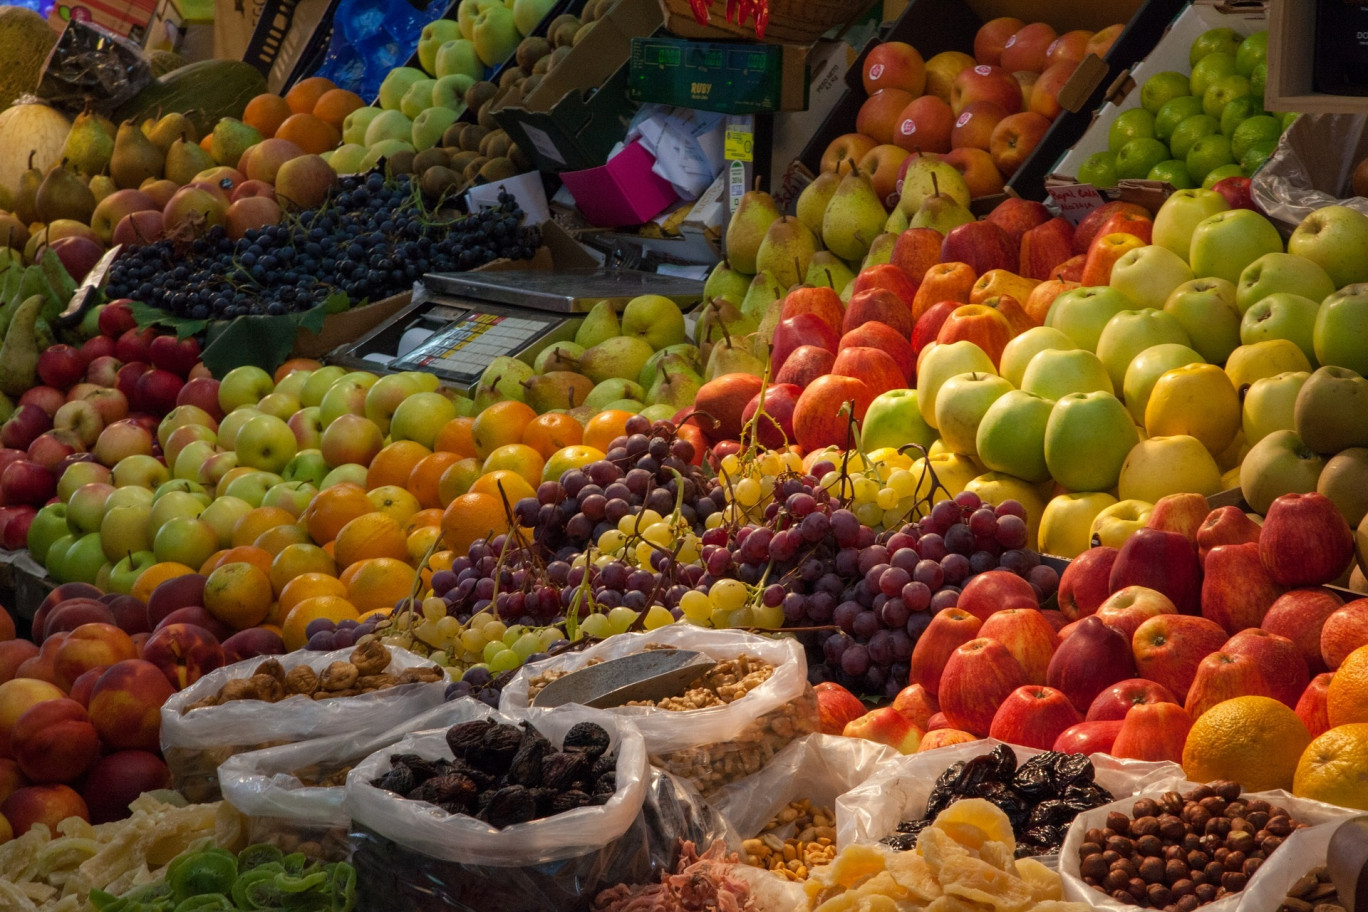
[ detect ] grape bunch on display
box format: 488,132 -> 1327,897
103,176 -> 539,320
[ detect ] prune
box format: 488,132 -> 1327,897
590,753 -> 617,779
468,723 -> 524,773
482,785 -> 538,828
1050,751 -> 1096,789
372,766 -> 416,796
1028,800 -> 1076,830
1012,753 -> 1060,801
551,790 -> 592,814
388,754 -> 443,785
446,719 -> 496,759
541,752 -> 590,792
409,773 -> 478,809
593,771 -> 617,796
563,722 -> 611,758
505,737 -> 547,787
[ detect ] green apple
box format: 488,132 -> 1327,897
1156,95 -> 1206,141
198,495 -> 253,549
1147,160 -> 1194,189
1203,74 -> 1251,119
512,0 -> 554,34
1170,114 -> 1219,160
1235,30 -> 1268,75
222,470 -> 283,508
64,532 -> 109,585
413,107 -> 461,151
400,79 -> 439,120
1076,151 -> 1118,188
342,107 -> 382,145
1122,343 -> 1206,425
283,449 -> 330,487
1231,115 -> 1282,161
219,364 -> 275,413
379,67 -> 428,111
1021,348 -> 1114,399
1219,95 -> 1265,136
1189,51 -> 1237,98
44,533 -> 76,581
111,454 -> 170,489
458,0 -> 496,38
107,485 -> 154,510
1240,292 -> 1320,364
154,479 -> 210,502
434,38 -> 483,82
66,481 -> 115,534
1315,283 -> 1368,375
364,109 -> 415,146
1185,133 -> 1234,184
1096,309 -> 1192,391
1243,370 -> 1310,445
1141,71 -> 1192,114
1038,491 -> 1119,558
1288,204 -> 1368,290
217,408 -> 262,451
152,516 -> 219,569
417,19 -> 462,74
26,503 -> 70,565
1116,138 -> 1170,181
916,341 -> 997,427
1046,286 -> 1133,351
1109,108 -> 1157,153
432,74 -> 474,109
1239,429 -> 1326,514
1000,326 -> 1077,389
1152,188 -> 1229,262
862,389 -> 936,452
99,502 -> 153,561
934,372 -> 1014,459
1319,447 -> 1368,529
1236,252 -> 1336,315
322,463 -> 368,488
1189,208 -> 1284,285
1108,244 -> 1196,310
148,490 -> 206,538
235,413 -> 298,474
1044,391 -> 1140,492
109,550 -> 156,595
263,481 -> 317,517
57,462 -> 111,504
173,440 -> 218,482
1164,277 -> 1242,365
621,294 -> 687,350
976,389 -> 1055,483
471,3 -> 519,67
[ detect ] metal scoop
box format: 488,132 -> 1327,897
531,649 -> 716,709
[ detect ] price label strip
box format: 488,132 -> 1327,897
391,309 -> 562,386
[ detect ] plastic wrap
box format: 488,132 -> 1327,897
836,739 -> 1186,856
1234,818 -> 1351,911
217,701 -> 482,860
343,704 -> 730,912
36,20 -> 152,116
1251,112 -> 1368,228
1057,784 -> 1361,910
500,627 -> 819,794
161,645 -> 448,803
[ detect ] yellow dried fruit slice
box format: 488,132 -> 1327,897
1014,857 -> 1062,902
939,853 -> 1034,912
979,839 -> 1014,874
926,895 -> 998,912
932,798 -> 1016,854
918,825 -> 971,876
886,849 -> 945,903
829,842 -> 889,888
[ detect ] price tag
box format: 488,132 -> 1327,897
724,127 -> 754,162
1047,182 -> 1107,225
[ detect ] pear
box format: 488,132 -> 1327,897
61,105 -> 115,177
147,112 -> 198,154
647,357 -> 703,410
821,166 -> 886,262
477,355 -> 534,402
702,259 -> 750,307
755,216 -> 818,289
696,297 -> 758,345
638,343 -> 701,389
582,378 -> 646,411
34,163 -> 96,224
724,181 -> 781,273
910,174 -> 975,233
796,171 -> 840,239
861,233 -> 898,270
88,174 -> 116,203
532,340 -> 583,373
0,295 -> 42,397
639,403 -> 676,423
739,270 -> 786,324
578,336 -> 654,385
704,330 -> 767,381
520,370 -> 592,412
885,206 -> 910,234
600,398 -> 645,413
14,152 -> 44,225
164,135 -> 215,185
804,251 -> 856,292
110,120 -> 165,189
207,118 -> 262,170
573,299 -> 620,348
898,155 -> 972,216
757,296 -> 787,340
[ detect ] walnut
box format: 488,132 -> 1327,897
396,666 -> 444,685
255,658 -> 288,684
349,641 -> 390,676
247,674 -> 285,702
320,662 -> 359,692
285,666 -> 320,696
182,696 -> 220,713
357,674 -> 397,691
219,679 -> 256,702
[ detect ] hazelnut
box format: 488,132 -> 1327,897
1262,835 -> 1284,854
1206,817 -> 1232,838
1147,883 -> 1173,907
1247,810 -> 1270,830
1111,890 -> 1133,903
1137,835 -> 1164,857
1133,798 -> 1161,819
1164,845 -> 1185,862
1171,878 -> 1195,897
1081,855 -> 1109,881
1161,791 -> 1185,814
1102,850 -> 1122,866
1214,781 -> 1241,801
1132,816 -> 1161,838
1195,882 -> 1219,903
1165,859 -> 1189,884
1221,871 -> 1247,892
1159,815 -> 1186,842
1107,835 -> 1132,854
1189,785 -> 1215,801
1086,827 -> 1107,845
1268,816 -> 1294,837
1243,856 -> 1262,878
1225,850 -> 1246,872
1140,856 -> 1166,884
1205,861 -> 1225,883
1200,796 -> 1228,816
1176,894 -> 1201,911
1187,850 -> 1209,870
1186,806 -> 1212,830
1225,799 -> 1248,819
1228,830 -> 1256,853
1105,869 -> 1129,892
1080,842 -> 1103,858
1107,812 -> 1132,835
1246,798 -> 1270,814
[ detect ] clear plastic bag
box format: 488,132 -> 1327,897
217,701 -> 481,860
499,627 -> 818,795
161,645 -> 448,803
1057,784 -> 1361,910
836,739 -> 1186,858
36,20 -> 152,116
343,703 -> 730,912
1251,112 -> 1368,228
1232,817 -> 1350,911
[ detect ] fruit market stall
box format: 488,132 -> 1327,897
1,0 -> 1368,909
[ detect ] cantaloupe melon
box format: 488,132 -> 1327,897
0,102 -> 72,199
0,7 -> 59,109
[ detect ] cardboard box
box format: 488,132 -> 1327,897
1266,0 -> 1368,115
466,172 -> 552,227
560,140 -> 681,227
51,0 -> 158,40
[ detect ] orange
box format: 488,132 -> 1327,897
274,112 -> 341,155
346,557 -> 418,612
269,543 -> 337,595
232,506 -> 298,549
281,595 -> 358,651
334,512 -> 409,568
253,523 -> 312,556
481,443 -> 545,488
406,508 -> 444,535
1328,644 -> 1368,727
428,550 -> 455,575
522,412 -> 582,457
583,410 -> 634,453
199,134 -> 214,153
470,400 -> 537,459
437,457 -> 482,505
441,491 -> 509,555
468,469 -> 535,506
407,524 -> 443,565
243,93 -> 292,137
303,483 -> 375,545
1182,695 -> 1312,792
132,561 -> 198,604
408,452 -> 463,509
434,417 -> 477,457
312,88 -> 365,128
1293,723 -> 1368,810
367,484 -> 422,525
284,75 -> 337,114
203,561 -> 275,630
367,440 -> 431,490
274,357 -> 322,383
542,445 -> 606,484
278,572 -> 347,618
200,544 -> 273,578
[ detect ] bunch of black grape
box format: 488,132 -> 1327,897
104,175 -> 539,321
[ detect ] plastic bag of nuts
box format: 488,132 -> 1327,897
1058,780 -> 1362,911
1225,816 -> 1359,912
499,627 -> 818,795
161,644 -> 449,802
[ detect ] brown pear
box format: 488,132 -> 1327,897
34,162 -> 96,224
110,120 -> 165,189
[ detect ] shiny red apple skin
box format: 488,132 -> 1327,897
988,684 -> 1082,750
1085,677 -> 1179,722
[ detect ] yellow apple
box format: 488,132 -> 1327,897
1039,492 -> 1119,558
1090,498 -> 1155,549
1144,363 -> 1241,456
1118,434 -> 1223,503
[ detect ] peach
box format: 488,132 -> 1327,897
87,659 -> 176,751
43,598 -> 116,641
13,634 -> 64,687
131,631 -> 150,656
139,624 -> 224,692
68,665 -> 107,706
1,783 -> 88,835
54,622 -> 137,691
32,583 -> 103,641
0,640 -> 39,684
0,757 -> 26,804
102,594 -> 150,635
146,573 -> 208,627
0,609 -> 13,642
0,679 -> 66,757
82,750 -> 171,823
221,627 -> 285,665
11,697 -> 99,782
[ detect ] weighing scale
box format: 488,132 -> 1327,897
333,268 -> 705,395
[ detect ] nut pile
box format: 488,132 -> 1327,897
1077,780 -> 1307,910
741,800 -> 838,882
626,655 -> 774,710
1277,866 -> 1345,912
370,719 -> 618,828
183,643 -> 444,711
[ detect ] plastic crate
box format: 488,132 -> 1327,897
241,0 -> 341,92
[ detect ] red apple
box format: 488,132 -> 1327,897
1201,541 -> 1284,634
985,197 -> 1051,246
1222,628 -> 1309,709
839,322 -> 916,382
1211,176 -> 1256,211
1111,701 -> 1192,764
98,301 -> 138,338
47,236 -> 104,284
1000,22 -> 1057,73
936,303 -> 1014,367
815,681 -> 867,735
843,706 -> 922,754
1260,492 -> 1355,587
1091,210 -> 1154,246
772,313 -> 840,373
844,287 -> 915,338
148,335 -> 202,378
952,64 -> 1023,116
910,607 -> 982,697
1047,30 -> 1093,68
1262,588 -> 1343,675
0,459 -> 55,506
1073,201 -> 1151,255
857,89 -> 919,146
1184,650 -> 1273,719
1019,218 -> 1076,281
739,383 -> 801,450
821,134 -> 879,174
989,111 -> 1050,178
1095,586 -> 1177,642
773,346 -> 836,388
1295,672 -> 1333,737
1028,60 -> 1077,120
1132,614 -> 1230,702
830,346 -> 906,397
941,220 -> 1019,275
85,355 -> 123,388
863,40 -> 929,95
1109,528 -> 1202,615
111,210 -> 165,248
1086,677 -> 1179,721
890,682 -> 939,730
977,608 -> 1058,684
1057,546 -> 1119,621
911,301 -> 957,358
943,146 -> 1005,198
918,728 -> 979,751
780,285 -> 845,334
175,377 -> 224,421
893,94 -> 954,155
114,327 -> 157,365
1085,24 -> 1124,59
850,263 -> 920,311
1321,598 -> 1368,670
1052,719 -> 1123,755
1046,615 -> 1137,712
693,373 -> 765,443
989,684 -> 1081,749
792,375 -> 876,452
950,101 -> 1008,151
938,636 -> 1028,736
890,225 -> 944,285
957,570 -> 1039,623
1196,505 -> 1262,566
36,346 -> 85,391
974,17 -> 1026,68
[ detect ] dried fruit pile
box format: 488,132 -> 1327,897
591,840 -> 764,912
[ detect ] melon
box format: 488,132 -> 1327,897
0,102 -> 72,198
0,7 -> 58,109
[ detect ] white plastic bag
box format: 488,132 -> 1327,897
499,626 -> 818,794
1057,784 -> 1361,910
837,739 -> 1186,853
217,700 -> 480,859
161,645 -> 448,802
1234,816 -> 1349,911
1251,112 -> 1368,228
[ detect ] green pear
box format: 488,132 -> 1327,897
898,155 -> 972,216
910,176 -> 975,233
379,67 -> 429,111
478,355 -> 534,401
111,120 -> 166,188
61,106 -> 115,177
885,206 -> 909,234
578,336 -> 654,384
146,112 -> 197,154
704,332 -> 768,381
206,118 -> 260,170
521,370 -> 593,411
583,378 -> 646,411
14,152 -> 43,225
164,135 -> 215,185
795,171 -> 839,239
638,343 -> 701,389
600,399 -> 644,413
703,259 -> 750,307
573,300 -> 620,348
696,297 -> 758,345
435,38 -> 484,80
532,340 -> 583,373
757,296 -> 787,340
821,168 -> 885,262
647,357 -> 703,409
861,233 -> 897,270
400,78 -> 440,119
724,183 -> 781,273
639,403 -> 676,423
755,216 -> 818,289
804,251 -> 856,292
34,165 -> 95,224
432,74 -> 475,109
87,174 -> 116,203
739,270 -> 786,324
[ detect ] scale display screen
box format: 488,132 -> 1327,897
390,308 -> 562,384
